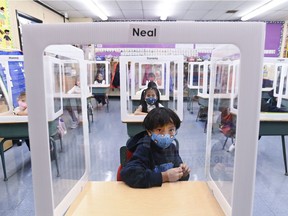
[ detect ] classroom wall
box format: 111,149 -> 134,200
69,17 -> 93,23
8,0 -> 65,50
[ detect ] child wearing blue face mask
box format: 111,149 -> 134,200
120,107 -> 190,188
134,85 -> 163,115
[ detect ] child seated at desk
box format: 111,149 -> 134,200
261,89 -> 288,112
93,72 -> 107,106
67,76 -> 81,129
14,92 -> 28,116
134,84 -> 163,115
121,107 -> 190,188
13,92 -> 30,150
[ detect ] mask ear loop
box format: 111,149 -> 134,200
147,130 -> 152,136
171,131 -> 178,138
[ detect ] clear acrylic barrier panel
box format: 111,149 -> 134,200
120,55 -> 183,122
0,79 -> 9,113
44,45 -> 87,208
22,22 -> 265,216
207,45 -> 240,214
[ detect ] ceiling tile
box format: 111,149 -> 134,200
122,9 -> 144,19
189,1 -> 219,10
182,10 -> 209,20
42,1 -> 74,11
37,0 -> 288,22
117,1 -> 142,9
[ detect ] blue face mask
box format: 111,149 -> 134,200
151,133 -> 175,149
145,97 -> 157,105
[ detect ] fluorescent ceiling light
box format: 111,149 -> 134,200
241,0 -> 288,21
160,14 -> 168,21
159,0 -> 174,21
84,0 -> 108,21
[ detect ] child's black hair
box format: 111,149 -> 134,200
147,81 -> 157,89
139,86 -> 161,113
17,91 -> 26,100
143,107 -> 181,131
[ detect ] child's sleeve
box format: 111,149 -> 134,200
67,86 -> 75,94
134,105 -> 143,114
13,107 -> 21,115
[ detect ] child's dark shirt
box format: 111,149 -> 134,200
120,135 -> 189,188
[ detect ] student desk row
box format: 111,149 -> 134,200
65,181 -> 224,216
197,94 -> 288,175
197,95 -> 230,132
62,94 -> 94,132
0,114 -> 61,181
226,112 -> 288,176
258,116 -> 288,176
91,84 -> 110,112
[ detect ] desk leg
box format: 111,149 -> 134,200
0,139 -> 8,181
281,135 -> 288,176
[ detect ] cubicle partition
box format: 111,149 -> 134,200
0,54 -> 25,110
23,22 -> 264,216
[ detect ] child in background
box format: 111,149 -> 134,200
67,76 -> 81,128
67,76 -> 81,94
93,72 -> 107,106
94,72 -> 105,85
13,92 -> 30,150
120,107 -> 190,188
14,92 -> 28,116
134,84 -> 163,115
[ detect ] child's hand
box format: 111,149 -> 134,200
180,163 -> 191,177
162,167 -> 183,182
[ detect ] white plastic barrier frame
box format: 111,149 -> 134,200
23,22 -> 265,216
120,55 -> 183,122
42,56 -> 63,121
188,61 -> 205,90
92,60 -> 111,85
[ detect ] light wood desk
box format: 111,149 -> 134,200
66,181 -> 224,216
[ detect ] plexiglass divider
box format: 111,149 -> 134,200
23,22 -> 265,216
120,55 -> 184,122
206,45 -> 240,215
260,57 -> 288,120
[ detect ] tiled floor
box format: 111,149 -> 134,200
0,98 -> 288,215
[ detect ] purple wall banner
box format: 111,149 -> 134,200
264,22 -> 284,57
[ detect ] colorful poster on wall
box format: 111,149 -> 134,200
0,0 -> 12,49
264,22 -> 284,58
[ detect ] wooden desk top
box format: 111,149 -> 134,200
197,94 -> 231,100
260,112 -> 288,122
66,181 -> 224,216
0,112 -> 28,123
91,84 -> 110,88
231,111 -> 288,122
62,93 -> 93,99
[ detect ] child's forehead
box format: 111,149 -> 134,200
155,122 -> 175,128
146,89 -> 156,94
18,96 -> 26,101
